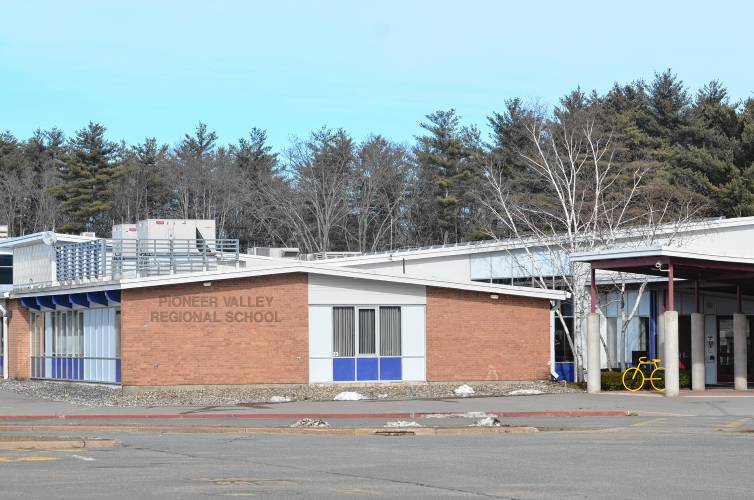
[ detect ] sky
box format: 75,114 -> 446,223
2,0 -> 754,152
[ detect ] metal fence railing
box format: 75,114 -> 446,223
51,238 -> 240,285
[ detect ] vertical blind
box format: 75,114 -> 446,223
333,307 -> 355,357
358,309 -> 376,355
380,307 -> 401,356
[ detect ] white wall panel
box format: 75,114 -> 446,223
353,255 -> 471,282
308,306 -> 332,358
309,358 -> 332,383
402,357 -> 425,381
308,274 -> 426,305
401,305 -> 425,358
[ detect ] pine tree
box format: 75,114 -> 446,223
415,109 -> 483,244
51,122 -> 122,234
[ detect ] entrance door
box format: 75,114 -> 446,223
716,316 -> 753,383
717,317 -> 735,383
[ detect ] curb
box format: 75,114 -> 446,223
0,410 -> 631,421
0,437 -> 120,450
0,423 -> 539,436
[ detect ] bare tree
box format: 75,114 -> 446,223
349,136 -> 414,252
480,108 -> 697,381
275,128 -> 354,253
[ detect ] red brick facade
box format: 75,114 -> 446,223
6,299 -> 31,380
425,287 -> 551,381
120,273 -> 309,386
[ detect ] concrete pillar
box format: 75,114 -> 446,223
690,312 -> 705,391
663,311 -> 680,397
587,313 -> 601,394
733,313 -> 748,391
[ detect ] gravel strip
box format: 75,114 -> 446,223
0,379 -> 579,408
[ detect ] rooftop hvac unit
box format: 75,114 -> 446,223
136,219 -> 216,241
111,224 -> 138,240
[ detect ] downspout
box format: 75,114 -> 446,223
0,300 -> 7,380
549,300 -> 560,380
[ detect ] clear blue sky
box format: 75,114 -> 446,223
2,0 -> 753,152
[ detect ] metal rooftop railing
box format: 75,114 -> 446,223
14,238 -> 240,292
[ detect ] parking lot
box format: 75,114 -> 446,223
0,390 -> 753,498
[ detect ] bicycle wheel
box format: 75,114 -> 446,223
650,367 -> 665,392
622,367 -> 645,392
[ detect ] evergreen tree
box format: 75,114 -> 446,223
51,122 -> 122,234
415,109 -> 483,244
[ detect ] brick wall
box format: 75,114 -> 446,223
426,287 -> 551,381
6,299 -> 31,379
120,273 -> 309,386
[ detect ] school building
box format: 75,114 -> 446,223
0,221 -> 564,387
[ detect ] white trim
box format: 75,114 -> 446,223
0,232 -> 97,249
572,246 -> 754,266
11,262 -> 567,301
309,217 -> 754,265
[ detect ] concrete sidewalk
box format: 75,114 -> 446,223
1,388 -> 754,421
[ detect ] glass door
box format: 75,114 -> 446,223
717,317 -> 734,383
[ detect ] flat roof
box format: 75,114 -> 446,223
9,262 -> 568,301
313,216 -> 754,265
572,246 -> 754,283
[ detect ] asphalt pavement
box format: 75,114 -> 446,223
1,389 -> 753,498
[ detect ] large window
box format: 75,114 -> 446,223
332,306 -> 403,382
29,307 -> 121,383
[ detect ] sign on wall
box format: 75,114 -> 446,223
149,294 -> 283,324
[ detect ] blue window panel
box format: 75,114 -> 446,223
87,292 -> 108,306
379,357 -> 402,381
20,297 -> 40,310
357,358 -> 379,381
333,358 -> 355,381
105,290 -> 121,304
70,293 -> 90,308
115,359 -> 122,384
52,294 -> 72,309
554,362 -> 574,382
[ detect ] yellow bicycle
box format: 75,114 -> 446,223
622,357 -> 665,392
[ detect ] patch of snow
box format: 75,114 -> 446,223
454,384 -> 475,397
423,413 -> 452,419
377,393 -> 389,399
333,391 -> 366,401
470,416 -> 502,427
269,396 -> 291,403
385,420 -> 422,427
463,412 -> 493,418
291,418 -> 329,427
507,389 -> 544,396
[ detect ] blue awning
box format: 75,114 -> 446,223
70,293 -> 90,308
52,295 -> 72,309
86,291 -> 109,306
36,296 -> 55,309
19,290 -> 120,310
105,290 -> 121,304
20,297 -> 39,310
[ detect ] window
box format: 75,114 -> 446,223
50,311 -> 84,357
379,307 -> 401,356
333,307 -> 355,357
554,313 -> 574,362
358,309 -> 376,355
0,254 -> 11,285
